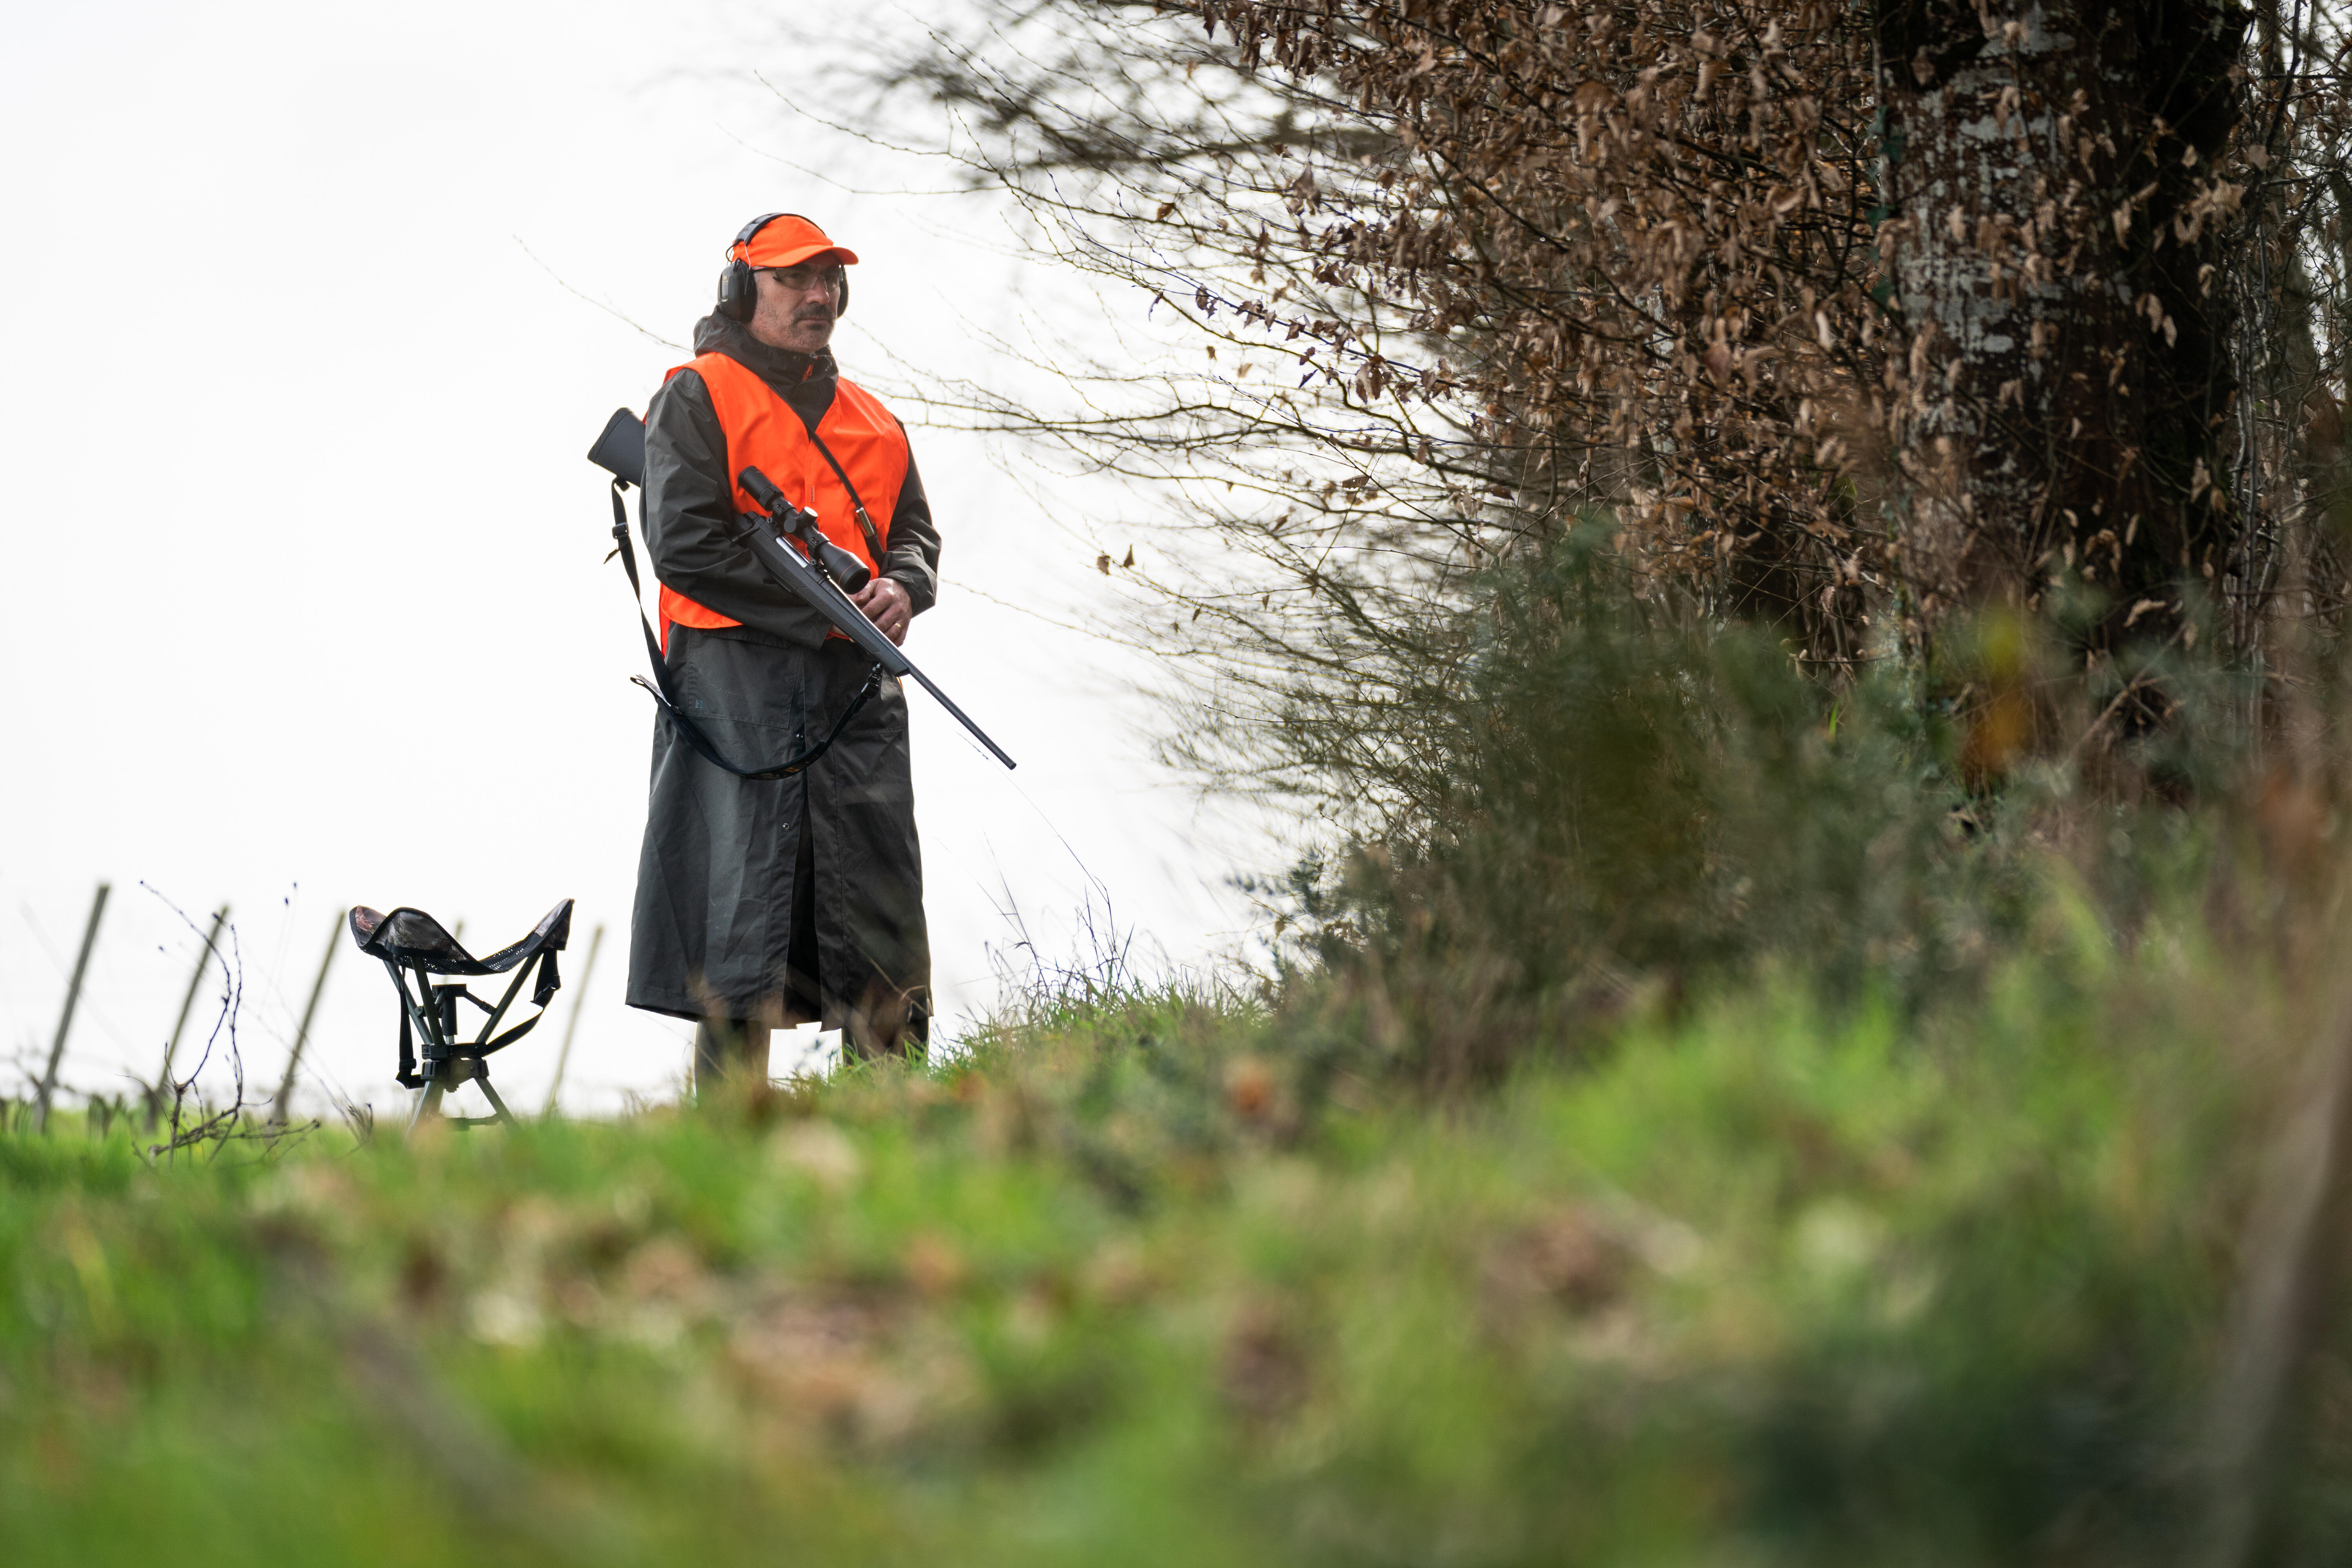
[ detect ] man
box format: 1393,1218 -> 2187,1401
626,213 -> 938,1087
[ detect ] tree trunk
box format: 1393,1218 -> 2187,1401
1876,0 -> 2247,737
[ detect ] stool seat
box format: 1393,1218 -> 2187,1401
350,899 -> 574,1133
350,900 -> 573,978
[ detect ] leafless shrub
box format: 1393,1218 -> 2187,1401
141,891 -> 320,1164
806,0 -> 2347,817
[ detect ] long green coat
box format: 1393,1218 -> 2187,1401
627,628 -> 929,1050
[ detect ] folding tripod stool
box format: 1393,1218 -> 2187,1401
348,900 -> 573,1132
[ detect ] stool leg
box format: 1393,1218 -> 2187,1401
475,1074 -> 516,1128
408,1078 -> 445,1134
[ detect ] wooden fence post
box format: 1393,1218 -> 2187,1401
150,902 -> 230,1129
33,882 -> 110,1135
543,923 -> 604,1117
269,912 -> 343,1125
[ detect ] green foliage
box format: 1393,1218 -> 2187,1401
0,938 -> 2330,1566
1270,519 -> 2244,1085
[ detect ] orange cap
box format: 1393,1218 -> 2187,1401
734,214 -> 859,269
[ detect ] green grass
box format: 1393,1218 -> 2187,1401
0,952 -> 2333,1566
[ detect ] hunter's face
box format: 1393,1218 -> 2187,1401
751,262 -> 843,356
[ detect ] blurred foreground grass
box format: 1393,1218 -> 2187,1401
2,941 -> 2342,1566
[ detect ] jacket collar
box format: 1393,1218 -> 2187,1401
691,313 -> 838,401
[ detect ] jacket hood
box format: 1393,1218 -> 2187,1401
690,313 -> 838,399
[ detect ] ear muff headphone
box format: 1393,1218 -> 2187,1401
715,212 -> 850,323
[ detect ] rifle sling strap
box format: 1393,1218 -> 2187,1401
804,426 -> 888,566
608,480 -> 881,782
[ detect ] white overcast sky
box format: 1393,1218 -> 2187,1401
0,0 -> 1272,1118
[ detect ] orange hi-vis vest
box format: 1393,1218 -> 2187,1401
657,351 -> 910,646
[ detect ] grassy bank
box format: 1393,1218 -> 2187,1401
4,926 -> 2333,1567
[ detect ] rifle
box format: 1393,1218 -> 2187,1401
589,408 -> 1015,772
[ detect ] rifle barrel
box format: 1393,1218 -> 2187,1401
906,666 -> 1018,770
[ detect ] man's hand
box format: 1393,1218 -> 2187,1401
851,575 -> 913,646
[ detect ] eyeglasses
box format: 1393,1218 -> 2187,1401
762,264 -> 844,295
